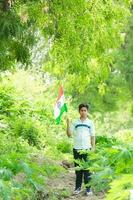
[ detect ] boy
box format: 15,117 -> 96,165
66,103 -> 95,196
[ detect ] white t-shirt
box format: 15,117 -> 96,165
71,118 -> 95,150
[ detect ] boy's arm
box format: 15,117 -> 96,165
91,136 -> 95,150
66,118 -> 72,137
90,121 -> 96,150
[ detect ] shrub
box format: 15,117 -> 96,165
10,117 -> 42,148
57,140 -> 72,153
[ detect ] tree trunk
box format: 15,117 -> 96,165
2,0 -> 12,11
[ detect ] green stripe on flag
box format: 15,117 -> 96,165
56,103 -> 67,124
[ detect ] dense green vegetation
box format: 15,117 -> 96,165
0,0 -> 133,199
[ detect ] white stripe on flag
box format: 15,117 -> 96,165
54,95 -> 65,118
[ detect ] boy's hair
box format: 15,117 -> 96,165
78,103 -> 89,111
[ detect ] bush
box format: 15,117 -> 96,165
106,174 -> 133,200
115,129 -> 133,143
86,135 -> 133,195
10,117 -> 42,148
96,135 -> 119,147
57,140 -> 72,153
0,84 -> 14,117
0,132 -> 34,154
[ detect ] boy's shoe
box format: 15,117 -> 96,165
73,187 -> 81,195
86,188 -> 93,196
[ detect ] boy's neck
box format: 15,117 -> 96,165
80,116 -> 87,121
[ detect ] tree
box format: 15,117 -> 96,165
115,11 -> 133,97
43,0 -> 131,110
0,0 -> 46,70
0,0 -> 132,111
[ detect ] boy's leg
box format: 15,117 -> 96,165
83,170 -> 91,190
82,152 -> 91,190
75,170 -> 83,189
73,149 -> 83,189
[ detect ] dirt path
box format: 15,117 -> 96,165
47,167 -> 105,200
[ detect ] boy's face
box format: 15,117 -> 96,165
79,107 -> 88,118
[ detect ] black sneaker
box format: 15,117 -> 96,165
86,188 -> 93,196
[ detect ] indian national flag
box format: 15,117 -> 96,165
54,86 -> 67,124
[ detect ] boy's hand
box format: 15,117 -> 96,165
91,147 -> 95,152
66,118 -> 70,124
66,118 -> 71,137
